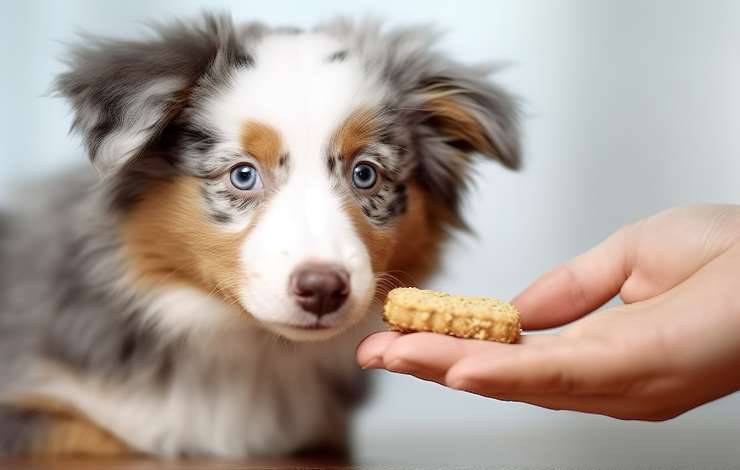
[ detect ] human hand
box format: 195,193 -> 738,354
358,204 -> 740,420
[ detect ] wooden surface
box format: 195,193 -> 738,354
0,456 -> 356,470
0,457 -> 729,470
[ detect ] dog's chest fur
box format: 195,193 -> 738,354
31,288 -> 372,457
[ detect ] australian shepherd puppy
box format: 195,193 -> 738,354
0,13 -> 519,458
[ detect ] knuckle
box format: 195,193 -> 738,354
382,346 -> 417,373
446,365 -> 485,392
563,265 -> 589,313
384,355 -> 414,373
382,335 -> 425,370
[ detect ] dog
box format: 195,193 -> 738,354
0,13 -> 519,458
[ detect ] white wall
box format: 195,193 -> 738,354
2,1 -> 739,467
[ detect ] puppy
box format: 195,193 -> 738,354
0,13 -> 519,458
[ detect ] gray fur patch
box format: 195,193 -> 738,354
54,13 -> 256,177
0,406 -> 49,456
0,169 -> 176,393
326,106 -> 413,226
0,213 -> 11,291
326,50 -> 349,63
44,285 -> 175,386
201,179 -> 262,223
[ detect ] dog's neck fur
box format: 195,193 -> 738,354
31,290 -> 374,457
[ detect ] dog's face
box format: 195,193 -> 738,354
56,15 -> 519,341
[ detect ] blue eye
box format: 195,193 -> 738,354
229,164 -> 261,191
352,162 -> 378,190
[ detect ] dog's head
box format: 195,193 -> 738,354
56,14 -> 519,341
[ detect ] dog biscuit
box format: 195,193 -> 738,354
383,288 -> 521,343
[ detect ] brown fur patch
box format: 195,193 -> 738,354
385,184 -> 449,283
423,91 -> 497,156
240,120 -> 283,169
122,177 -> 258,303
13,397 -> 130,457
331,109 -> 379,160
345,203 -> 396,274
41,416 -> 130,457
345,183 -> 448,288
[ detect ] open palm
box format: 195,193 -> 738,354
358,205 -> 740,420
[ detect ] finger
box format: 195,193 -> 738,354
513,227 -> 632,330
445,337 -> 623,396
382,333 -> 507,382
356,331 -> 401,368
378,333 -> 554,383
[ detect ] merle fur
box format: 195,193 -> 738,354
0,12 -> 520,457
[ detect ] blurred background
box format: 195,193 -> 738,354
1,0 -> 739,468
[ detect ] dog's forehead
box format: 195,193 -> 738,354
204,32 -> 385,153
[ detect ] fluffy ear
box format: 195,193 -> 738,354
403,65 -> 521,224
320,19 -> 521,227
54,13 -> 250,176
408,69 -> 520,167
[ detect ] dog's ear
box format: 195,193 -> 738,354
401,65 -> 520,225
406,68 -> 520,168
334,21 -> 521,226
55,13 -> 250,176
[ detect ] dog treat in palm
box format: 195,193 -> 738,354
383,287 -> 521,343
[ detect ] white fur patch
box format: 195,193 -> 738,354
28,286 -> 376,457
200,33 -> 386,339
239,169 -> 375,338
137,286 -> 250,342
203,34 -> 387,145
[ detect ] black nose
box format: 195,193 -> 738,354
290,263 -> 350,317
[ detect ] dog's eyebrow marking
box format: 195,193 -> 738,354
330,108 -> 379,162
326,50 -> 349,63
240,120 -> 283,169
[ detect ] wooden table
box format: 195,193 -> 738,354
0,456 -> 356,470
